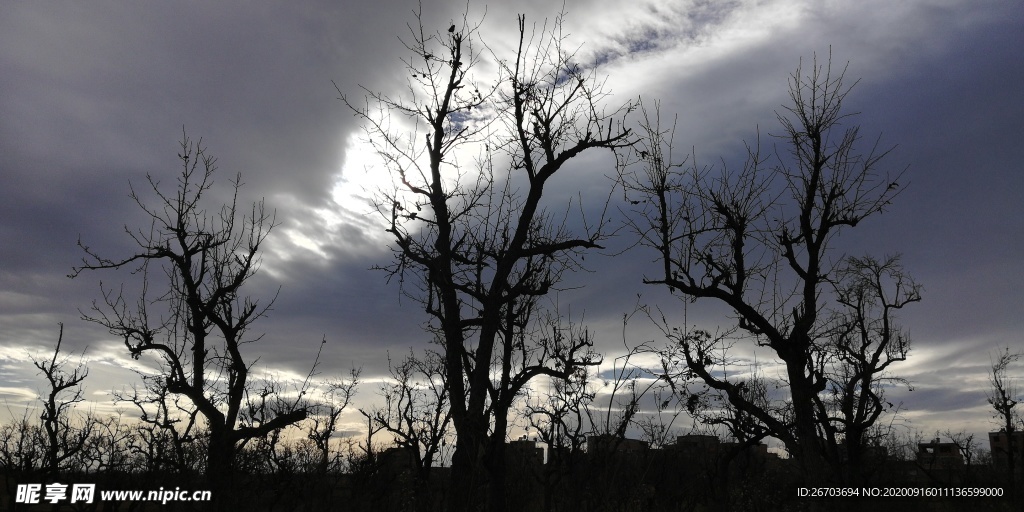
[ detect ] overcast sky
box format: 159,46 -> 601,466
2,0 -> 1022,449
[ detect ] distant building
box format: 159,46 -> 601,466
988,431 -> 1024,471
377,445 -> 418,473
916,438 -> 963,468
506,438 -> 544,468
670,435 -> 771,461
586,435 -> 649,455
836,440 -> 888,463
674,434 -> 719,450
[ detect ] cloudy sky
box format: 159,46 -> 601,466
2,0 -> 1022,449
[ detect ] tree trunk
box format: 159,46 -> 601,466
786,361 -> 830,484
450,424 -> 486,512
206,428 -> 236,511
485,440 -> 508,512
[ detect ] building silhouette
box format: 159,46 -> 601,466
916,438 -> 964,468
989,430 -> 1024,470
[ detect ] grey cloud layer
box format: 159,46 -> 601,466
1,0 -> 1021,439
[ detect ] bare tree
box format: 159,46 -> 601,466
0,410 -> 44,511
306,366 -> 361,475
625,53 -> 913,482
119,373 -> 201,474
526,309 -> 680,451
363,350 -> 452,477
694,355 -> 778,447
343,9 -> 633,510
32,323 -> 95,478
584,328 -> 678,443
356,350 -> 451,510
78,413 -> 134,475
988,347 -> 1022,486
525,365 -> 591,512
943,428 -> 981,483
527,360 -> 592,458
0,411 -> 44,475
824,255 -> 919,480
70,131 -> 308,492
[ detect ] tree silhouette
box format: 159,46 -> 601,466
342,8 -> 633,511
825,254 -> 919,481
988,346 -> 1022,492
361,349 -> 452,477
625,53 -> 914,483
31,323 -> 94,478
71,131 -> 309,497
